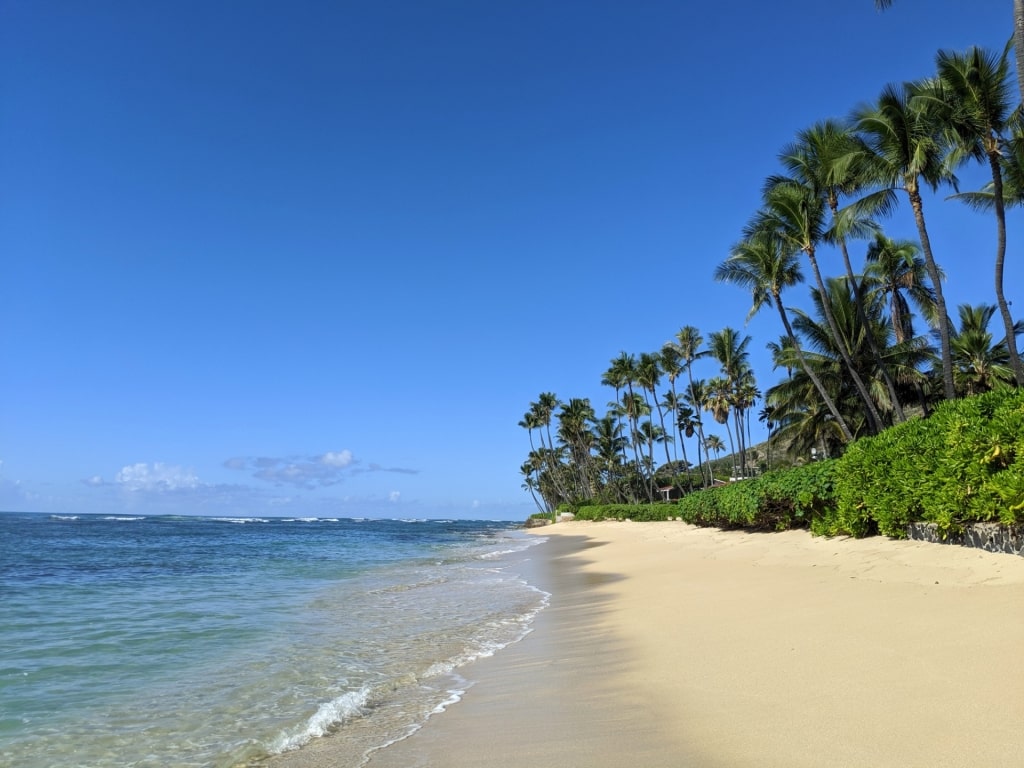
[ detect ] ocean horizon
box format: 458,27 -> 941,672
0,511 -> 548,768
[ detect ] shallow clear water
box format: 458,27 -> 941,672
0,512 -> 547,768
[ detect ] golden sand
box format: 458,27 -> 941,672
296,521 -> 1024,768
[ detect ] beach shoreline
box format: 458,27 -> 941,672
285,521 -> 1024,768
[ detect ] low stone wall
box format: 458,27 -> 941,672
907,522 -> 1024,557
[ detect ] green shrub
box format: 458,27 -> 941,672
676,461 -> 838,532
573,503 -> 677,522
832,388 -> 1024,537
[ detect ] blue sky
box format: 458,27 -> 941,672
1,1 -> 1016,519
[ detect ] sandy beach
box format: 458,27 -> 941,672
289,521 -> 1024,768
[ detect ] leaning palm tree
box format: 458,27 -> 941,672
779,120 -> 907,422
852,81 -> 958,400
755,177 -> 884,433
715,231 -> 856,441
924,45 -> 1024,386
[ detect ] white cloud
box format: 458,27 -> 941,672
388,491 -> 401,502
224,450 -> 417,490
84,475 -> 105,487
321,450 -> 353,468
116,462 -> 199,493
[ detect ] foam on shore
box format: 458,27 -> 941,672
355,521 -> 1024,768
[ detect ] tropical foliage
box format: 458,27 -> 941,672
520,33 -> 1024,522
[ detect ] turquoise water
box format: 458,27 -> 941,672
0,512 -> 547,767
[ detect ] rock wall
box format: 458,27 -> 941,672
907,522 -> 1024,557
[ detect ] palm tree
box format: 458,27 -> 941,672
755,177 -> 884,433
520,460 -> 547,514
705,376 -> 737,475
925,45 -> 1024,386
779,120 -> 907,422
557,398 -> 597,501
592,413 -> 627,493
862,232 -> 938,345
601,354 -> 632,462
873,0 -> 1024,107
669,326 -> 712,487
704,435 -> 726,477
708,327 -> 753,474
662,390 -> 697,488
684,378 -> 713,487
636,352 -> 672,467
715,231 -> 855,441
758,404 -> 776,471
659,344 -> 684,464
528,394 -> 569,504
948,303 -> 1022,396
852,81 -> 958,399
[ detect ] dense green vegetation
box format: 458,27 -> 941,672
520,24 -> 1024,522
567,388 -> 1024,540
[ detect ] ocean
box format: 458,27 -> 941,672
0,511 -> 548,768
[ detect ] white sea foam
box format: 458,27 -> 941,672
268,686 -> 373,754
50,515 -> 78,520
102,516 -> 145,521
211,517 -> 269,524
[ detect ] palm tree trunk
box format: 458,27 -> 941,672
907,185 -> 955,400
652,388 -> 673,467
685,367 -> 711,488
773,291 -> 855,442
988,152 -> 1024,386
806,246 -> 884,433
1015,0 -> 1024,104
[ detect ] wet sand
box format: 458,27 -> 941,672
293,521 -> 1024,768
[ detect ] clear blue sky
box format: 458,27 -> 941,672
1,1 -> 1016,519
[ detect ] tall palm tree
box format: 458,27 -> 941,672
852,81 -> 958,400
602,354 -> 633,466
708,327 -> 753,474
528,393 -> 569,504
557,398 -> 597,501
873,0 -> 1024,106
705,376 -> 737,474
659,344 -> 684,463
926,44 -> 1024,386
636,352 -> 673,467
662,390 -> 696,487
604,353 -> 644,477
756,177 -> 884,433
715,232 -> 856,441
670,326 -> 712,487
758,404 -> 776,471
684,378 -> 714,487
591,414 -> 627,495
779,120 -> 907,421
